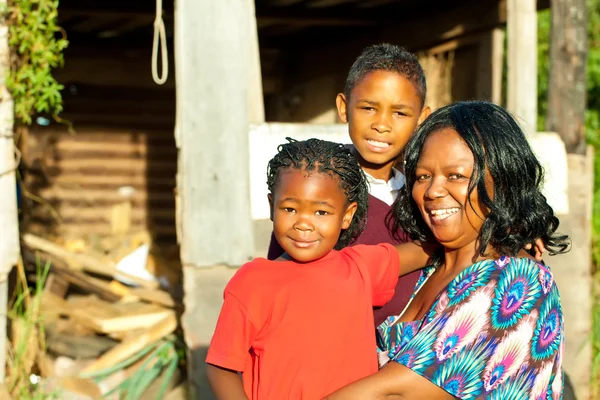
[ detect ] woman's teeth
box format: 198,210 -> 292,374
367,139 -> 390,148
430,208 -> 460,218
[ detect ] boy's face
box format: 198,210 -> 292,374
268,168 -> 357,263
336,70 -> 430,180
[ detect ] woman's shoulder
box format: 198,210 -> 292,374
491,256 -> 556,292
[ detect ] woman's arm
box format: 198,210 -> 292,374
206,364 -> 248,400
393,241 -> 439,276
324,362 -> 453,400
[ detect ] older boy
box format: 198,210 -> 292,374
268,44 -> 431,326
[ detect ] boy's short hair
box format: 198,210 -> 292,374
345,43 -> 427,107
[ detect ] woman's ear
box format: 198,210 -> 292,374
336,93 -> 349,124
341,202 -> 358,230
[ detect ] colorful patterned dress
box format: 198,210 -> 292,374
377,256 -> 564,399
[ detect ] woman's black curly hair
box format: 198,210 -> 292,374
267,138 -> 369,250
389,101 -> 570,267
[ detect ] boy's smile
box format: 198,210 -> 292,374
269,168 -> 357,262
336,70 -> 430,181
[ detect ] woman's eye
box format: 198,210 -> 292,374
316,210 -> 329,216
449,173 -> 466,180
416,174 -> 431,181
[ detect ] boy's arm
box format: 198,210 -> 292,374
393,241 -> 438,275
207,364 -> 248,400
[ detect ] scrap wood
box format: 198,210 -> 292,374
70,297 -> 175,334
22,233 -> 159,289
45,321 -> 118,359
51,265 -> 121,302
81,314 -> 177,375
44,273 -> 70,298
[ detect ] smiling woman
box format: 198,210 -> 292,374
325,101 -> 571,400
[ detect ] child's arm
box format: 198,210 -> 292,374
207,364 -> 248,400
393,241 -> 438,275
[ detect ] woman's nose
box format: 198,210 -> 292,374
425,176 -> 448,199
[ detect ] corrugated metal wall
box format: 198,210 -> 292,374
22,83 -> 177,244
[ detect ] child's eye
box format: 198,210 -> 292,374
394,111 -> 408,117
283,207 -> 295,213
315,210 -> 329,216
361,107 -> 375,112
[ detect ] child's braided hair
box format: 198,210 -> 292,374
267,138 -> 369,249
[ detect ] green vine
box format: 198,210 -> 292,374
5,0 -> 68,125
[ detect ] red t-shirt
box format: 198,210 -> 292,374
206,243 -> 400,399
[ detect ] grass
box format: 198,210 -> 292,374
5,255 -> 58,400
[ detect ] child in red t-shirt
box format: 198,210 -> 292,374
206,138 -> 435,400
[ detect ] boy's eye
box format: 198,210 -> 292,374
315,210 -> 329,216
283,207 -> 295,213
360,106 -> 375,111
394,111 -> 408,117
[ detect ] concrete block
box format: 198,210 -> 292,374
550,147 -> 594,400
181,265 -> 238,400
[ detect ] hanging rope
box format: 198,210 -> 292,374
152,0 -> 168,85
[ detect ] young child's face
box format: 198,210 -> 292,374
269,168 -> 357,262
337,70 -> 429,178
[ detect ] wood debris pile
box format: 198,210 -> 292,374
10,231 -> 186,399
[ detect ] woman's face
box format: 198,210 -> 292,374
412,128 -> 489,250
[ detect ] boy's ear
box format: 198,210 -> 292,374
268,193 -> 274,221
341,201 -> 358,230
336,93 -> 349,123
418,105 -> 431,125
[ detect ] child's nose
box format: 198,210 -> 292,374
372,113 -> 392,133
293,216 -> 314,231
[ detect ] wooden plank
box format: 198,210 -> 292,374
50,267 -> 122,302
70,298 -> 174,334
81,314 -> 177,374
22,233 -> 159,289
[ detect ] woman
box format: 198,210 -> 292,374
326,101 -> 570,400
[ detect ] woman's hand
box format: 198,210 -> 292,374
525,238 -> 547,261
323,362 -> 454,400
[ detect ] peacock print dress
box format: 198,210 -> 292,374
377,256 -> 564,400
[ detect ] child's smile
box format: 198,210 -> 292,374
269,168 -> 357,262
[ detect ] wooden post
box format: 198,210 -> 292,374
546,0 -> 588,154
175,0 -> 257,397
506,0 -> 538,136
0,0 -> 20,383
476,27 -> 505,105
247,0 -> 265,124
174,0 -> 255,268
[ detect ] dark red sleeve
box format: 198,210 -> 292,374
267,232 -> 285,260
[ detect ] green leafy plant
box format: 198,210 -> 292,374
5,0 -> 68,125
